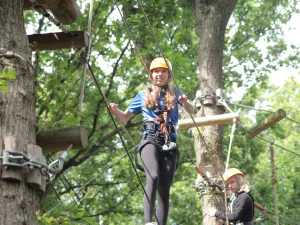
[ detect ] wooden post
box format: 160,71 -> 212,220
37,126 -> 88,152
1,136 -> 22,181
177,113 -> 239,130
202,87 -> 214,106
38,155 -> 47,195
26,144 -> 43,190
247,109 -> 286,139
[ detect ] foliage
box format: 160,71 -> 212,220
22,0 -> 300,224
0,66 -> 16,92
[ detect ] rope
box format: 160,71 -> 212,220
133,1 -> 231,223
269,141 -> 279,225
218,100 -> 239,171
78,0 -> 94,124
225,118 -> 237,171
113,1 -> 150,75
87,63 -> 161,224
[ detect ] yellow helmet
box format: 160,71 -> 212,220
149,57 -> 172,71
223,168 -> 245,182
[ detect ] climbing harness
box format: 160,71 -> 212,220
134,87 -> 180,171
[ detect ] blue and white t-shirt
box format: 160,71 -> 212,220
127,88 -> 183,126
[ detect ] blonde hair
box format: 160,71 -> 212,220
144,83 -> 176,110
236,174 -> 250,193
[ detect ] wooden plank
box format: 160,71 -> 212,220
247,109 -> 286,139
177,113 -> 240,130
37,126 -> 88,152
26,144 -> 43,190
24,0 -> 80,25
28,31 -> 88,51
38,154 -> 47,195
1,136 -> 22,181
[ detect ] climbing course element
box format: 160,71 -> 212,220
247,109 -> 286,139
177,112 -> 240,130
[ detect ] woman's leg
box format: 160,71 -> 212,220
156,153 -> 177,225
141,144 -> 159,224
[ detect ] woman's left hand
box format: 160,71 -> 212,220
178,95 -> 188,104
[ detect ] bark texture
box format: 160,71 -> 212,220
0,0 -> 41,224
190,0 -> 237,224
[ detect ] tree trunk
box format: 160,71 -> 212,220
0,0 -> 41,224
190,0 -> 237,224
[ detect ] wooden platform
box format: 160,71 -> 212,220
28,31 -> 88,51
24,0 -> 80,25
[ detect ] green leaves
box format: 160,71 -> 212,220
0,66 -> 16,92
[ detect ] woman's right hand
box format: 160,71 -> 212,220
108,103 -> 118,112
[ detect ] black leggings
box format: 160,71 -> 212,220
141,143 -> 177,225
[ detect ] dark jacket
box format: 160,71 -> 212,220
215,191 -> 254,225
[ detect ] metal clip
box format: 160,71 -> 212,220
48,144 -> 72,174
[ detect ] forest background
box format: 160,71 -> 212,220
22,0 -> 300,224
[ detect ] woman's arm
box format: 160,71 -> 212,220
178,95 -> 196,114
109,103 -> 135,123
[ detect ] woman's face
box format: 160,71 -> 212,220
226,176 -> 241,194
151,67 -> 169,86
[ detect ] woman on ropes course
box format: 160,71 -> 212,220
109,57 -> 195,225
208,168 -> 255,225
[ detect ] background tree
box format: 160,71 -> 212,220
188,1 -> 237,224
0,0 -> 40,224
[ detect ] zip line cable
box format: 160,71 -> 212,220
263,208 -> 300,225
226,101 -> 274,113
285,116 -> 300,125
227,100 -> 300,126
74,147 -> 136,208
44,182 -> 65,216
77,147 -> 136,191
237,123 -> 300,157
45,154 -> 92,218
87,63 -> 161,225
46,146 -> 136,216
